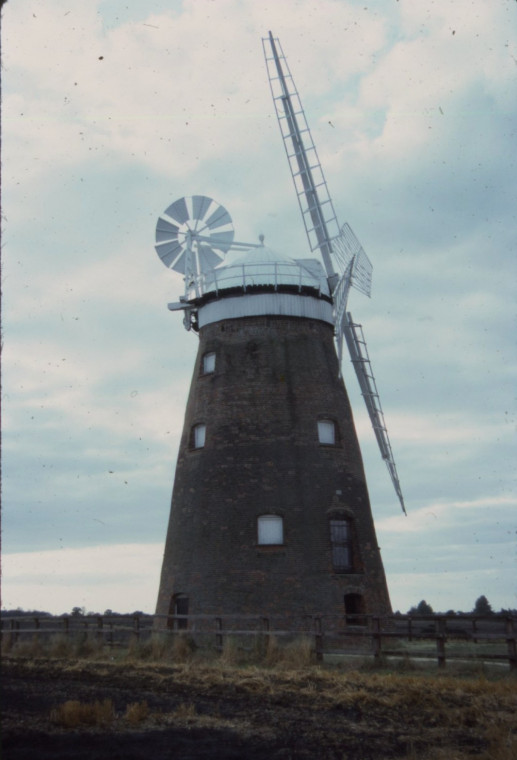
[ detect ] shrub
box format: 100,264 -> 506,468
1,633 -> 14,655
263,636 -> 314,668
73,634 -> 104,658
172,634 -> 196,663
50,699 -> 114,728
124,701 -> 149,725
173,702 -> 197,719
3,636 -> 43,658
48,634 -> 74,658
219,636 -> 240,666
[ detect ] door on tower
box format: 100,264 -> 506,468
168,594 -> 189,630
344,593 -> 366,627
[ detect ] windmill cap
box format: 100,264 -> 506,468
204,245 -> 330,295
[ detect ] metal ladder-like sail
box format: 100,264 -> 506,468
263,32 -> 340,285
343,314 -> 406,515
262,33 -> 373,303
263,32 -> 406,514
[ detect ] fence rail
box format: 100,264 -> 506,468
2,613 -> 516,670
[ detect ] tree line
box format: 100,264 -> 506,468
406,595 -> 517,617
2,595 -> 516,618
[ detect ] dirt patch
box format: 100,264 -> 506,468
2,657 -> 516,759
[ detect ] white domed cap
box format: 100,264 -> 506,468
204,245 -> 330,296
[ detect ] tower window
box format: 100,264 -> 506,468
318,419 -> 336,445
257,515 -> 284,545
192,423 -> 206,449
202,351 -> 216,374
330,518 -> 352,572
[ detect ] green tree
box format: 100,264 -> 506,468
473,595 -> 493,615
408,600 -> 434,615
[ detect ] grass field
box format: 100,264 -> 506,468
2,635 -> 517,759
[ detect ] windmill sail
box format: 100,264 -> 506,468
343,314 -> 406,515
263,32 -> 406,514
263,32 -> 339,284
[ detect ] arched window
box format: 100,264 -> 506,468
257,515 -> 284,545
330,517 -> 352,572
318,419 -> 337,445
202,351 -> 216,374
192,423 -> 206,449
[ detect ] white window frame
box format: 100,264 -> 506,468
318,419 -> 336,445
202,352 -> 216,374
193,423 -> 206,449
257,515 -> 284,545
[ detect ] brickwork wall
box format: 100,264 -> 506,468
155,312 -> 391,621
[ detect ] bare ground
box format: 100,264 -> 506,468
2,656 -> 517,759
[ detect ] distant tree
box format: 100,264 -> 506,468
473,595 -> 493,616
1,608 -> 52,618
408,600 -> 434,616
71,606 -> 86,617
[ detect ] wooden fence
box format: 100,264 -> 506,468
2,613 -> 516,670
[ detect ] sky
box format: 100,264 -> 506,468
2,0 -> 516,616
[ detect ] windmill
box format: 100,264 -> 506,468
153,33 -> 405,628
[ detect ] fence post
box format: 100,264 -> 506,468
215,617 -> 223,650
133,614 -> 141,643
314,616 -> 323,661
372,617 -> 382,661
63,616 -> 70,639
505,616 -> 517,671
96,616 -> 103,643
11,618 -> 20,644
435,617 -> 446,668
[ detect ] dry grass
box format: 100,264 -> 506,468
50,699 -> 115,728
126,633 -> 197,663
3,633 -> 107,660
124,701 -> 149,725
50,699 -> 151,728
219,636 -> 241,665
263,635 -> 315,668
6,654 -> 517,758
173,701 -> 197,720
1,634 -> 44,658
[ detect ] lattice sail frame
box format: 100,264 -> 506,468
263,32 -> 406,514
343,314 -> 406,515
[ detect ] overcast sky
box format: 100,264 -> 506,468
2,0 -> 516,616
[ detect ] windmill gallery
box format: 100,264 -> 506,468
153,33 -> 406,628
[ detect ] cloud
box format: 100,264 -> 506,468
377,494 -> 517,534
1,544 -> 164,615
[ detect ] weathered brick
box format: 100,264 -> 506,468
156,313 -> 391,622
